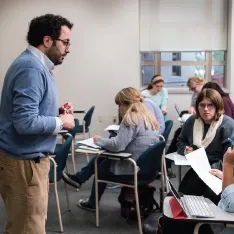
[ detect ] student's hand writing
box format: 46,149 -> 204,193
223,147 -> 234,166
185,146 -> 193,154
93,135 -> 101,144
209,169 -> 223,180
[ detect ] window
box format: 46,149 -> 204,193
141,51 -> 226,87
172,66 -> 181,76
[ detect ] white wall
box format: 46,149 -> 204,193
0,0 -> 232,139
0,0 -> 140,136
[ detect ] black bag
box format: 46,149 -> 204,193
118,185 -> 160,222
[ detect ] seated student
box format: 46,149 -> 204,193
62,87 -> 160,211
202,82 -> 234,119
144,97 -> 165,134
177,88 -> 234,204
143,147 -> 234,234
141,75 -> 168,117
187,76 -> 205,114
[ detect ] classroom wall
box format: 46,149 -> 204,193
0,0 -> 231,137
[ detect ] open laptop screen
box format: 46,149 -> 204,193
167,179 -> 182,201
174,104 -> 181,116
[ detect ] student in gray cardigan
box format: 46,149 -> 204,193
63,87 -> 160,211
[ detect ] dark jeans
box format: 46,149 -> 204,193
75,156 -> 135,206
178,168 -> 221,205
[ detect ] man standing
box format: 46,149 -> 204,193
0,14 -> 75,234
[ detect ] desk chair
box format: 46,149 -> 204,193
162,120 -> 173,143
61,119 -> 79,172
75,106 -> 95,140
95,141 -> 166,234
162,120 -> 176,178
49,134 -> 73,233
159,135 -> 169,210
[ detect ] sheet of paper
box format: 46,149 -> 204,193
165,152 -> 176,161
185,147 -> 211,171
77,138 -> 101,149
174,154 -> 190,165
104,125 -> 120,131
185,147 -> 222,195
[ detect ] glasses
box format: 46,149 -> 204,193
198,103 -> 215,110
56,39 -> 71,48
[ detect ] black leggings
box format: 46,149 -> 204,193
178,168 -> 221,205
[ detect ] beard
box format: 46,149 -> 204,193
46,46 -> 66,65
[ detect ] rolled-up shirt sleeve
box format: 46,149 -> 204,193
218,184 -> 234,213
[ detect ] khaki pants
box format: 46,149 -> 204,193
0,152 -> 50,234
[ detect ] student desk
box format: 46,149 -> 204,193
165,152 -> 190,185
163,196 -> 234,234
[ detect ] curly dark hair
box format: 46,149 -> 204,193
27,14 -> 73,47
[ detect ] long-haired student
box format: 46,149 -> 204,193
141,75 -> 168,117
177,88 -> 234,204
63,87 -> 160,211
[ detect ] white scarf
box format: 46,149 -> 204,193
193,115 -> 224,148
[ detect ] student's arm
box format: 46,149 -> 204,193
95,123 -> 137,152
217,147 -> 234,212
12,68 -> 57,135
161,88 -> 168,111
222,148 -> 234,191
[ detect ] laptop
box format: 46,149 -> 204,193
166,178 -> 214,218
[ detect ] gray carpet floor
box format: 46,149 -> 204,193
0,153 -> 189,234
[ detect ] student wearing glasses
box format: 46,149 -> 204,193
143,89 -> 234,234
177,88 -> 234,204
187,77 -> 205,115
202,82 -> 234,119
141,75 -> 168,118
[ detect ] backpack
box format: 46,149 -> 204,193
118,185 -> 160,222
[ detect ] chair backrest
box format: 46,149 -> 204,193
68,118 -> 79,138
136,141 -> 166,177
49,135 -> 73,182
83,106 -> 95,128
162,120 -> 173,143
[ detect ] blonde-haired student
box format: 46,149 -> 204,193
187,76 -> 205,114
63,87 -> 160,211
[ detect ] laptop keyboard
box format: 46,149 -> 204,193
183,195 -> 214,218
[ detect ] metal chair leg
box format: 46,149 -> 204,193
132,160 -> 142,234
54,181 -> 63,233
95,156 -> 100,227
71,139 -> 76,173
